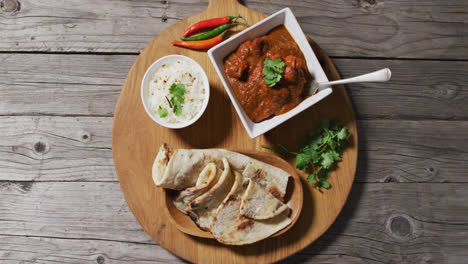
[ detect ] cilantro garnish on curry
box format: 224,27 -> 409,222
223,25 -> 312,123
263,57 -> 285,87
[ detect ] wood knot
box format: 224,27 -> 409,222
161,15 -> 168,23
388,215 -> 413,239
96,256 -> 105,264
356,0 -> 383,13
427,166 -> 438,175
18,182 -> 33,192
434,82 -> 460,100
383,176 -> 398,183
156,223 -> 166,237
33,141 -> 49,155
359,0 -> 376,7
161,0 -> 168,5
78,130 -> 91,142
1,0 -> 20,13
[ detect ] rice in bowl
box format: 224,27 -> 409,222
143,56 -> 208,127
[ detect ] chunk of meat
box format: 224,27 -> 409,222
225,54 -> 248,79
284,55 -> 306,82
238,40 -> 260,59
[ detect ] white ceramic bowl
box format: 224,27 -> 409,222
141,55 -> 210,129
208,8 -> 333,138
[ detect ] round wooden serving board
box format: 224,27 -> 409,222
112,0 -> 358,263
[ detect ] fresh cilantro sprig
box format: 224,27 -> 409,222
157,108 -> 168,118
157,83 -> 186,118
263,57 -> 285,87
169,83 -> 186,116
262,118 -> 350,191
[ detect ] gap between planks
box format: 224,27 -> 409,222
2,114 -> 468,122
0,233 -> 156,246
1,50 -> 468,62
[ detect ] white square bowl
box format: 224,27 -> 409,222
208,8 -> 333,138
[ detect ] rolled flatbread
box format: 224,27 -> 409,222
152,144 -> 206,190
188,158 -> 235,230
240,178 -> 289,220
173,162 -> 219,213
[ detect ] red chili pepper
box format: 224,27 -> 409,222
182,15 -> 245,37
171,31 -> 227,50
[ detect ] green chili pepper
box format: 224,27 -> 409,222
180,23 -> 243,41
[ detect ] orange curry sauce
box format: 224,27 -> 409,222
224,25 -> 312,123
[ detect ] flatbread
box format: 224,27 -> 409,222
152,144 -> 206,190
242,161 -> 289,201
240,178 -> 289,220
173,162 -> 218,213
188,158 -> 235,230
211,175 -> 291,245
153,144 -> 290,199
153,144 -> 293,245
202,149 -> 290,201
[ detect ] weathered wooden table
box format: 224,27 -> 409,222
1,0 -> 466,263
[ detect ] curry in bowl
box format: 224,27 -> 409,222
223,25 -> 313,123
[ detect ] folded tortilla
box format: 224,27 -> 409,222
240,178 -> 289,220
188,158 -> 234,230
242,161 -> 289,201
153,144 -> 290,200
173,162 -> 219,213
211,174 -> 291,245
152,144 -> 206,190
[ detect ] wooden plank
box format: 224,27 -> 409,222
0,0 -> 465,59
333,59 -> 468,120
0,116 -> 116,182
356,120 -> 468,183
0,54 -> 129,116
0,235 -> 184,264
0,116 -> 466,183
1,54 -> 466,119
0,181 -> 466,263
0,181 -> 152,243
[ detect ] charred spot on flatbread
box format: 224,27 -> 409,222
237,219 -> 255,231
188,211 -> 198,223
254,169 -> 265,180
226,195 -> 237,203
268,186 -> 282,200
161,143 -> 173,165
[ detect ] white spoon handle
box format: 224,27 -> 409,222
319,68 -> 391,88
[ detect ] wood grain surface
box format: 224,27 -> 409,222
1,54 -> 465,119
1,182 -> 466,263
1,0 -> 467,263
111,0 -> 358,262
0,0 -> 465,59
1,117 -> 465,183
